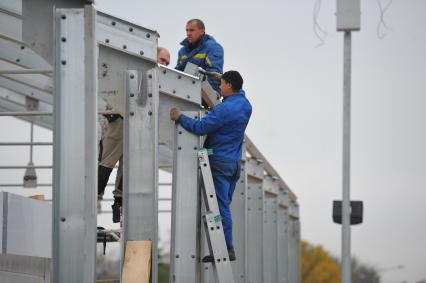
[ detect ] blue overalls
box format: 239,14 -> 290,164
178,90 -> 252,249
175,34 -> 224,92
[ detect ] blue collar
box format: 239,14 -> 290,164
223,90 -> 245,101
180,34 -> 211,49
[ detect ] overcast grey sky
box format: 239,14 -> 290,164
0,0 -> 425,282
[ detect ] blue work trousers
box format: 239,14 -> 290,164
209,158 -> 241,250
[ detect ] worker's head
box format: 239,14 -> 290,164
220,70 -> 243,96
157,47 -> 170,66
186,19 -> 205,44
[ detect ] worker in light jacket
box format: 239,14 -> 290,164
170,70 -> 252,262
176,18 -> 224,93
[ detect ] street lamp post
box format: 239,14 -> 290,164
336,1 -> 360,282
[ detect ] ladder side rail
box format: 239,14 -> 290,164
198,149 -> 234,283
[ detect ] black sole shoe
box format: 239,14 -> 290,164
112,202 -> 121,223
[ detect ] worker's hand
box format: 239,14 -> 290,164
207,71 -> 222,81
170,108 -> 182,121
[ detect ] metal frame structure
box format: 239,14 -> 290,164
0,1 -> 301,283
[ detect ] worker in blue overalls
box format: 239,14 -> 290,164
170,70 -> 252,262
175,18 -> 224,93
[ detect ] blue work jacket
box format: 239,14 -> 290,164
175,34 -> 224,92
178,90 -> 252,162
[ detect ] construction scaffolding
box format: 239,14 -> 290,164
0,1 -> 301,283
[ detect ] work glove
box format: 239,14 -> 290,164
170,108 -> 182,121
207,71 -> 222,81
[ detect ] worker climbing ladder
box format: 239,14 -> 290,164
198,149 -> 235,283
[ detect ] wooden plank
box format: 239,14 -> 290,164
122,241 -> 152,283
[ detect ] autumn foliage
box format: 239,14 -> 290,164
301,240 -> 341,283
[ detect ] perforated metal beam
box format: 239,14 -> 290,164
170,111 -> 200,282
52,6 -> 97,283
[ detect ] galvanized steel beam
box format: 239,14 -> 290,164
170,111 -> 200,283
52,6 -> 97,283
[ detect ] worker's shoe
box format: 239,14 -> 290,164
111,197 -> 122,223
202,248 -> 236,263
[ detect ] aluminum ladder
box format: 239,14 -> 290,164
198,149 -> 235,283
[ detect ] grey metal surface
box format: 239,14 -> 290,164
198,149 -> 235,283
158,92 -> 200,155
123,69 -> 159,282
277,190 -> 289,283
0,111 -> 51,116
98,45 -> 156,115
0,87 -> 53,128
245,158 -> 263,180
170,112 -> 200,283
0,254 -> 50,280
0,36 -> 50,70
96,11 -> 158,63
262,176 -> 278,283
342,30 -> 352,283
0,69 -> 52,75
287,201 -> 300,283
158,65 -> 201,105
230,150 -> 247,283
22,0 -> 88,64
0,192 -> 3,252
52,7 -> 97,283
0,1 -> 22,17
0,11 -> 22,40
246,160 -> 264,283
0,192 -> 51,258
0,76 -> 52,104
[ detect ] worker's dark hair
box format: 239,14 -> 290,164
221,71 -> 243,92
187,19 -> 205,31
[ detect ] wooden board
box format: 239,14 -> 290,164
122,240 -> 152,283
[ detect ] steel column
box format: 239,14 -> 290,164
52,6 -> 97,283
246,158 -> 264,283
170,111 -> 200,283
230,149 -> 247,283
123,69 -> 159,282
277,190 -> 289,283
262,176 -> 278,283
